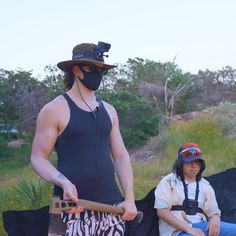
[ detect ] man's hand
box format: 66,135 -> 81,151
62,181 -> 84,214
207,214 -> 221,236
119,200 -> 137,221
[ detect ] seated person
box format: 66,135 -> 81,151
154,143 -> 236,236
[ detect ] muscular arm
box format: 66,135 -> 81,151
31,101 -> 78,202
108,105 -> 137,220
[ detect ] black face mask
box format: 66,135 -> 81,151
79,68 -> 103,91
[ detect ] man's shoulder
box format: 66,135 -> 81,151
102,100 -> 116,115
102,100 -> 114,109
51,94 -> 66,105
39,95 -> 66,116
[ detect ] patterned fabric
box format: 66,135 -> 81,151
61,210 -> 125,236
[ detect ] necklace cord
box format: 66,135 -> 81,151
75,78 -> 96,119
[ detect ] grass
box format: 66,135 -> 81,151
132,157 -> 172,199
162,118 -> 236,176
11,177 -> 52,209
0,147 -> 55,236
1,104 -> 236,235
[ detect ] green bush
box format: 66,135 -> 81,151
11,178 -> 52,210
209,102 -> 236,137
158,118 -> 236,175
98,90 -> 160,147
167,119 -> 224,149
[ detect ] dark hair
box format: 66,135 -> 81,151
172,159 -> 206,181
63,69 -> 74,90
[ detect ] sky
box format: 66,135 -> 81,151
1,0 -> 236,78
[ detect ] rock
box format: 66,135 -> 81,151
8,139 -> 27,148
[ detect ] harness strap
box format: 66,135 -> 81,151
171,178 -> 203,215
170,205 -> 204,214
182,179 -> 199,201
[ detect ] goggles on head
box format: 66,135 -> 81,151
178,146 -> 201,159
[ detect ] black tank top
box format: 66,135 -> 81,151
53,93 -> 122,204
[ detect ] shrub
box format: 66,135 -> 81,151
98,90 -> 160,147
11,178 -> 52,209
209,102 -> 236,138
158,118 -> 236,175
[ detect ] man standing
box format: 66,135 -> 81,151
31,41 -> 137,235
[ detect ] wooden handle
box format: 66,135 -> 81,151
75,199 -> 125,214
50,197 -> 124,215
50,197 -> 143,223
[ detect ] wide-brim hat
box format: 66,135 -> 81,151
178,143 -> 204,163
57,42 -> 117,72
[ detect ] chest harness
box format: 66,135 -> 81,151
170,179 -> 204,215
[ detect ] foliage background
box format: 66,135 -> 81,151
1,59 -> 236,235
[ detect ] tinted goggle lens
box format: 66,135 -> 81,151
179,147 -> 201,158
81,65 -> 108,75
